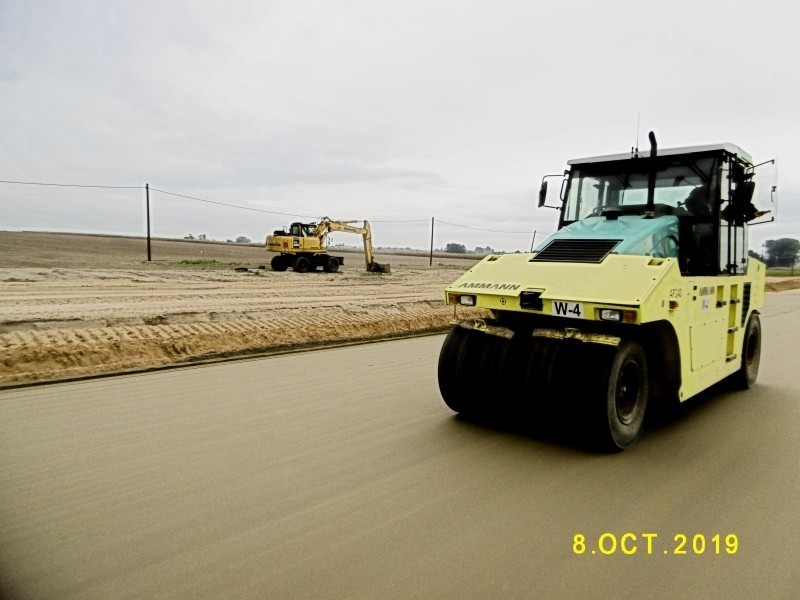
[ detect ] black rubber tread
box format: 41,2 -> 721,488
591,341 -> 649,451
545,342 -> 611,436
271,255 -> 288,272
439,329 -> 649,451
293,256 -> 310,273
474,334 -> 514,413
518,337 -> 561,416
438,326 -> 510,416
732,313 -> 761,390
437,326 -> 474,414
323,256 -> 340,273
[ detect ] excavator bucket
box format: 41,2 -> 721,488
368,262 -> 391,273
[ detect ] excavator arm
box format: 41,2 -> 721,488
312,218 -> 390,273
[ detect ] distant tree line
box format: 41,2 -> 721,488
184,234 -> 252,244
444,243 -> 495,254
749,238 -> 800,267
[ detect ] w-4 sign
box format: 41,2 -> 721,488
552,301 -> 584,319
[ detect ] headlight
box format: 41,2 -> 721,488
598,308 -> 637,323
447,293 -> 477,306
599,308 -> 622,322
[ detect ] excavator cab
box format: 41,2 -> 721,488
286,222 -> 316,237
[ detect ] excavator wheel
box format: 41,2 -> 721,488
323,256 -> 339,273
271,255 -> 288,272
293,256 -> 310,273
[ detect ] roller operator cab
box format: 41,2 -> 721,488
438,133 -> 772,450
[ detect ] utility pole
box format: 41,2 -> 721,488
429,217 -> 434,266
145,183 -> 151,262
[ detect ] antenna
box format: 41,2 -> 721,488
631,113 -> 640,158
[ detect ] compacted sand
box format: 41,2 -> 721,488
1,231 -> 796,385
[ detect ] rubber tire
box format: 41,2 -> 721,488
519,338 -> 561,416
597,341 -> 649,451
437,326 -> 483,416
271,255 -> 288,272
293,256 -> 310,273
733,313 -> 761,389
323,256 -> 339,273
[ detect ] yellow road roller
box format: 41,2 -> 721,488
438,133 -> 772,450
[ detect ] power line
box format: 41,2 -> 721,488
437,219 -> 534,235
371,218 -> 430,223
0,179 -> 142,189
0,178 -> 543,236
151,189 -> 441,226
149,187 -> 316,219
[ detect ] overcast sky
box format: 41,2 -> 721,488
1,0 -> 798,252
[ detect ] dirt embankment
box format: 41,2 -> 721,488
766,277 -> 800,292
0,231 -> 485,385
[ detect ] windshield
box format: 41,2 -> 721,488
563,156 -> 718,222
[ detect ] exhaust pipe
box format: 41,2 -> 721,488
645,131 -> 657,219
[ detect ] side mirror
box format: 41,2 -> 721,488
538,181 -> 548,207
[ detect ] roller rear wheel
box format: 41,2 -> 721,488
732,313 -> 761,389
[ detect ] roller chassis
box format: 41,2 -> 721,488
438,137 -> 769,450
439,254 -> 764,450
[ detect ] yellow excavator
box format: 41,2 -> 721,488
266,217 -> 391,273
